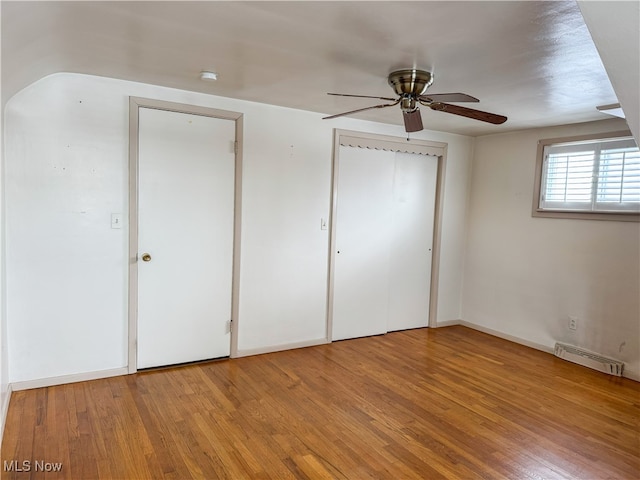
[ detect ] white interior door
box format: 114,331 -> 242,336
137,107 -> 236,369
332,147 -> 395,341
332,146 -> 437,341
387,152 -> 438,331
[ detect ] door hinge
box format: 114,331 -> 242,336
234,141 -> 239,155
227,319 -> 233,333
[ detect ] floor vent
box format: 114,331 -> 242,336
554,343 -> 624,377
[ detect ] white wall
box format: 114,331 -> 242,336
4,73 -> 473,384
578,1 -> 640,144
436,139 -> 474,322
462,118 -> 640,380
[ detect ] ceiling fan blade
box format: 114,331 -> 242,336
403,110 -> 423,132
328,92 -> 397,101
429,102 -> 507,124
323,99 -> 400,120
419,93 -> 479,103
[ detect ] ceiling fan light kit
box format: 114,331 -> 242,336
324,68 -> 507,133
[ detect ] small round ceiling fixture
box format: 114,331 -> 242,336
200,71 -> 218,81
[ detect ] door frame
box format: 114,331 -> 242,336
326,129 -> 447,340
128,97 -> 244,373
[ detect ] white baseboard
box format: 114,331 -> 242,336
434,319 -> 550,352
1,383 -> 13,445
434,319 -> 462,328
456,321 -> 640,382
235,337 -> 329,358
622,370 -> 640,382
459,321 -> 554,354
10,367 -> 129,391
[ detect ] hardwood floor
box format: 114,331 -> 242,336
2,326 -> 639,479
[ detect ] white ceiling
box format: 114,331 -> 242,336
0,1 -> 629,136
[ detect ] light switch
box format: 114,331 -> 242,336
111,213 -> 123,229
320,218 -> 328,230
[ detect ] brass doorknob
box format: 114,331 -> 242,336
141,253 -> 152,262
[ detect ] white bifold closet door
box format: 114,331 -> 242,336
332,147 -> 437,341
136,107 -> 236,369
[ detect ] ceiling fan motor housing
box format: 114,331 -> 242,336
388,69 -> 434,97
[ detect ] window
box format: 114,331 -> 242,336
533,131 -> 640,221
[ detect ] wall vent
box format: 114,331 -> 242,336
554,343 -> 624,377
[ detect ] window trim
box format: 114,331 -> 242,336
532,130 -> 640,222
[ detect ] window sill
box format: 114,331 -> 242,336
532,209 -> 640,222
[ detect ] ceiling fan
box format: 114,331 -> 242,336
323,69 -> 507,132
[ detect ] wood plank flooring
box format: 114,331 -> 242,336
2,326 -> 639,479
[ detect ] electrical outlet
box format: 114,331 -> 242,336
568,316 -> 578,331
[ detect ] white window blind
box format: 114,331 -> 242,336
540,137 -> 640,213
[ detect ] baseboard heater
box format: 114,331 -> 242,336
554,343 -> 624,377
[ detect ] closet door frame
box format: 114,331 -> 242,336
326,129 -> 447,340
